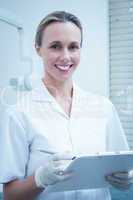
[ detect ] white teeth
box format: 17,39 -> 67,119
55,65 -> 71,71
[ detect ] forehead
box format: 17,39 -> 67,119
42,22 -> 81,44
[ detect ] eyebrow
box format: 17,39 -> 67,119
49,41 -> 61,45
69,41 -> 80,45
49,41 -> 80,45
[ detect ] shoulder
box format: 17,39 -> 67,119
75,84 -> 113,106
2,105 -> 26,130
74,84 -> 115,115
3,90 -> 33,128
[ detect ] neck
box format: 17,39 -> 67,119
42,77 -> 73,99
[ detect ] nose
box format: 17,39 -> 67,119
60,48 -> 70,62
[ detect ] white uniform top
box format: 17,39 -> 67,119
0,80 -> 129,200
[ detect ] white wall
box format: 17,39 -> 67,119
0,0 -> 109,96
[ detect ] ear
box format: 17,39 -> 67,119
35,44 -> 42,57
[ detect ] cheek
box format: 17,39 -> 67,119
46,53 -> 59,65
43,54 -> 55,67
73,53 -> 80,65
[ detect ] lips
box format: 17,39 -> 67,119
55,64 -> 73,71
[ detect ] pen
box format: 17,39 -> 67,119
38,149 -> 56,155
38,149 -> 76,160
72,156 -> 76,160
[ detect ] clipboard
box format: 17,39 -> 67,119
47,151 -> 133,193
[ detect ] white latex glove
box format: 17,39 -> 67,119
34,153 -> 73,188
106,170 -> 133,190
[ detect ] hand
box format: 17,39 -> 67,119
34,153 -> 73,188
106,170 -> 133,190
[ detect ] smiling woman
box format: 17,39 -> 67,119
0,11 -> 130,200
36,21 -> 81,83
34,11 -> 82,116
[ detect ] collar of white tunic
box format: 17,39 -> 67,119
31,79 -> 81,103
30,79 -> 84,119
28,79 -> 104,119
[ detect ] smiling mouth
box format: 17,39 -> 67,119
55,64 -> 73,71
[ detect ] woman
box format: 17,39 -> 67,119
0,11 -> 132,200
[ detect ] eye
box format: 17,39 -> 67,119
69,44 -> 80,51
49,43 -> 62,50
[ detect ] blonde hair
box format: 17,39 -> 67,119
35,11 -> 83,47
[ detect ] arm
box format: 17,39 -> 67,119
0,109 -> 41,200
4,153 -> 73,200
106,99 -> 129,151
4,175 -> 43,200
105,100 -> 133,190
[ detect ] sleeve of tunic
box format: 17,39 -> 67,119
0,107 -> 29,183
105,99 -> 129,151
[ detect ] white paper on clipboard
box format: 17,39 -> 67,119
46,151 -> 133,193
